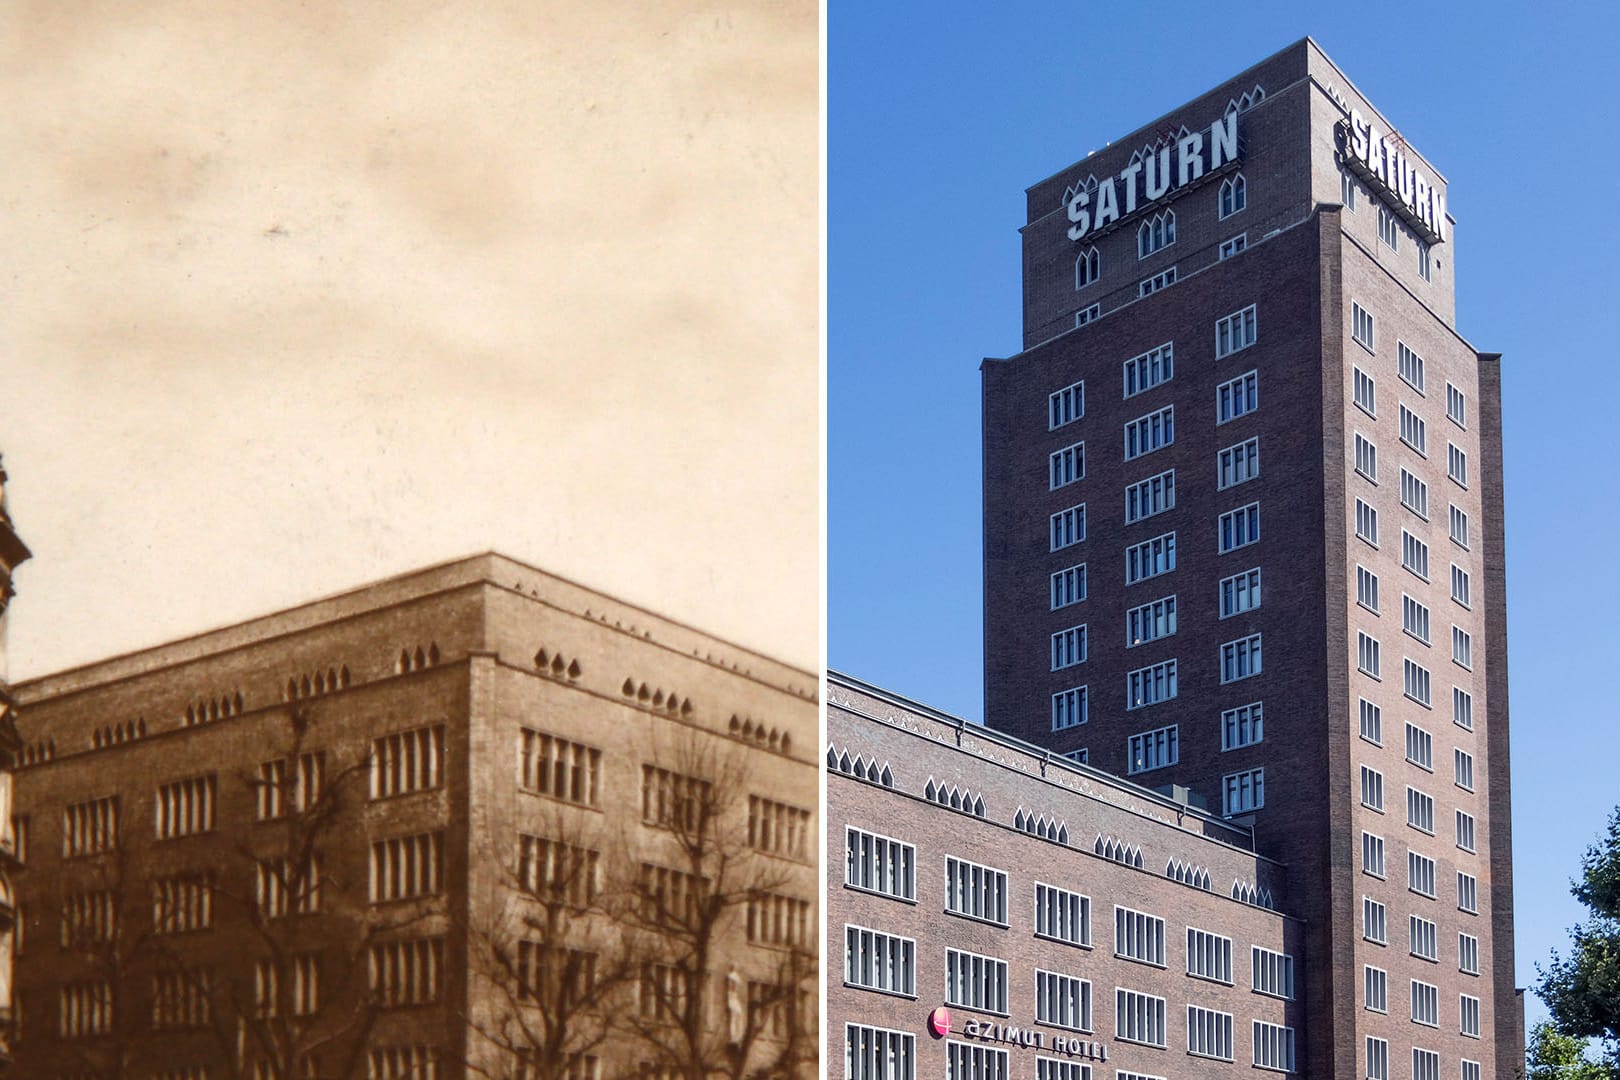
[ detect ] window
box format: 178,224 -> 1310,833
257,855 -> 322,917
846,827 -> 915,901
1220,634 -> 1262,683
1342,170 -> 1358,211
1049,442 -> 1085,489
1051,564 -> 1087,610
1411,980 -> 1439,1026
1218,502 -> 1260,553
1049,380 -> 1084,429
1410,851 -> 1437,898
1221,702 -> 1263,750
1124,470 -> 1175,523
947,1042 -> 1009,1080
1051,504 -> 1086,550
1114,906 -> 1166,965
640,961 -> 692,1023
1460,932 -> 1480,975
1352,302 -> 1375,351
1378,206 -> 1399,250
944,948 -> 1008,1014
945,858 -> 1008,925
1188,1005 -> 1234,1061
1357,632 -> 1381,678
1219,233 -> 1247,259
518,834 -> 600,906
1454,748 -> 1475,791
641,766 -> 713,832
1216,369 -> 1258,423
1362,831 -> 1385,878
1052,686 -> 1088,731
1356,565 -> 1379,612
1215,304 -> 1257,358
1075,303 -> 1100,327
1035,970 -> 1092,1032
62,890 -> 117,948
1126,659 -> 1177,708
257,752 -> 324,820
370,831 -> 445,903
1408,786 -> 1436,833
155,775 -> 216,839
1403,594 -> 1431,643
1367,1038 -> 1391,1080
1187,927 -> 1233,983
369,938 -> 444,1006
1401,469 -> 1428,518
1360,765 -> 1385,812
1461,994 -> 1481,1038
1451,564 -> 1471,608
1136,210 -> 1175,257
60,979 -> 114,1037
1359,698 -> 1382,744
1253,946 -> 1295,999
639,863 -> 709,929
1122,343 -> 1174,398
152,874 -> 214,934
749,796 -> 811,861
1354,433 -> 1377,482
1447,383 -> 1467,428
1074,248 -> 1099,291
1456,809 -> 1476,853
1404,658 -> 1432,707
1223,769 -> 1264,815
1127,725 -> 1178,774
63,796 -> 119,858
1454,687 -> 1473,730
1398,343 -> 1426,394
1220,567 -> 1262,617
1448,443 -> 1469,487
1035,882 -> 1091,947
1363,896 -> 1387,943
1418,242 -> 1433,282
1399,404 -> 1427,456
1035,1059 -> 1088,1080
1410,915 -> 1438,961
1115,988 -> 1167,1047
1459,871 -> 1479,914
1125,532 -> 1175,583
370,1047 -> 445,1080
1138,267 -> 1177,297
1402,530 -> 1430,579
1354,367 -> 1376,416
1450,504 -> 1470,548
1252,1021 -> 1296,1073
1050,625 -> 1088,671
372,725 -> 446,799
844,925 -> 915,997
1218,437 -> 1260,489
1126,595 -> 1176,647
1219,173 -> 1246,218
1355,498 -> 1379,546
846,1024 -> 914,1080
1365,966 -> 1388,1013
1405,722 -> 1434,769
1123,407 -> 1173,460
1453,626 -> 1472,669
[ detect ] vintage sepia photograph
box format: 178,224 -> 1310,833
0,2 -> 818,1078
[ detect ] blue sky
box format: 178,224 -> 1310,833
830,0 -> 1620,1031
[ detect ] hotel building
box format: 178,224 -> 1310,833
979,38 -> 1516,1078
6,553 -> 817,1078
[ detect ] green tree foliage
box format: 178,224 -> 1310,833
1527,1020 -> 1610,1080
1536,807 -> 1620,1075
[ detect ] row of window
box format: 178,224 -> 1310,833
1071,175 -> 1249,295
1358,965 -> 1483,1038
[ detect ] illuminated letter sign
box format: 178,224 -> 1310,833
1068,112 -> 1240,243
1342,108 -> 1446,243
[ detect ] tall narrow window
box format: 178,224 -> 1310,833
1352,302 -> 1375,351
1218,174 -> 1246,218
1215,305 -> 1257,358
1136,211 -> 1176,257
1074,248 -> 1099,290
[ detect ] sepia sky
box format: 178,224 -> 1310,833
0,0 -> 819,677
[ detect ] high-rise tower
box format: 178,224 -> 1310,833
982,39 -> 1517,1077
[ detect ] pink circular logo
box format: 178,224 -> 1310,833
928,1006 -> 952,1038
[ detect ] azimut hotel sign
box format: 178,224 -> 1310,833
1342,107 -> 1446,243
1066,113 -> 1240,242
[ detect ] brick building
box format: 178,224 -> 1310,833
7,553 -> 817,1079
829,674 -> 1306,1078
981,38 -> 1516,1078
0,456 -> 33,1071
